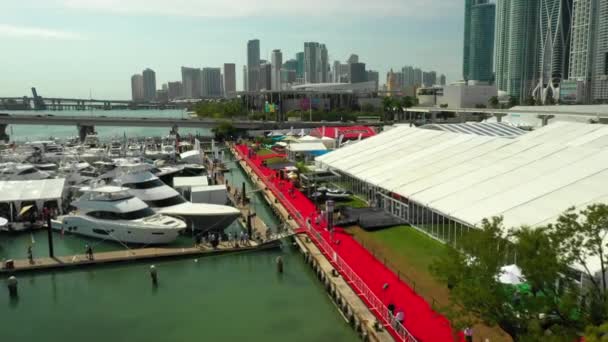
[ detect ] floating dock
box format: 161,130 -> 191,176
0,240 -> 282,276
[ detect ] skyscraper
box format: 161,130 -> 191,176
495,0 -> 540,101
349,63 -> 367,83
320,44 -> 329,83
167,81 -> 183,100
332,61 -> 349,83
347,54 -> 359,64
283,59 -> 298,72
592,0 -> 608,101
295,52 -> 305,83
367,70 -> 379,91
532,0 -> 574,103
304,42 -> 320,83
413,68 -> 423,86
259,63 -> 272,91
223,63 -> 236,97
202,68 -> 222,97
303,42 -> 329,83
440,74 -> 447,86
247,39 -> 260,92
463,0 -> 496,82
181,67 -> 202,98
142,68 -> 156,101
131,74 -> 144,102
243,66 -> 248,92
271,49 -> 283,91
566,0 -> 598,103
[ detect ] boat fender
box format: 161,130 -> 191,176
149,265 -> 158,287
7,276 -> 18,299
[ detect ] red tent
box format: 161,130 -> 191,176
309,126 -> 376,140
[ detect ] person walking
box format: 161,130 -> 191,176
464,327 -> 473,342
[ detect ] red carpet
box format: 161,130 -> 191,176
236,145 -> 461,342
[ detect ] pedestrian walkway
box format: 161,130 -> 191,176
235,144 -> 462,342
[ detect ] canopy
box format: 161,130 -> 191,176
498,264 -> 525,285
287,142 -> 328,152
298,135 -> 321,142
309,126 -> 376,140
0,179 -> 66,203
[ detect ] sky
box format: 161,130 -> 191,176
0,0 -> 464,100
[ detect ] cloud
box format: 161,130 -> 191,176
61,0 -> 459,18
0,24 -> 84,40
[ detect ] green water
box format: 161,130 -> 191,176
8,109 -> 212,142
0,156 -> 357,342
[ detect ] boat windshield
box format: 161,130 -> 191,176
87,208 -> 156,220
145,195 -> 186,208
122,178 -> 164,190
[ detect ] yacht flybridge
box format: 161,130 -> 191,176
107,163 -> 240,232
54,186 -> 186,245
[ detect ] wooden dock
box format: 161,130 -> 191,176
1,239 -> 282,275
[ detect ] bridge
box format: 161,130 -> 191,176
0,88 -> 185,111
0,112 -> 382,141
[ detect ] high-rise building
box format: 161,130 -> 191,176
440,74 -> 447,86
463,0 -> 496,82
304,42 -> 320,83
320,44 -> 329,83
259,63 -> 272,91
131,74 -> 144,102
142,68 -> 156,101
566,0 -> 598,103
304,42 -> 329,83
422,71 -> 438,87
181,67 -> 202,99
592,0 -> 608,101
387,69 -> 398,95
271,49 -> 283,91
332,61 -> 350,83
495,0 -> 540,101
283,59 -> 298,72
223,63 -> 236,97
532,0 -> 574,103
295,52 -> 305,82
156,89 -> 169,103
402,66 -> 415,87
367,70 -> 379,90
247,39 -> 261,92
413,68 -> 423,86
349,63 -> 367,83
281,69 -> 297,85
202,68 -> 222,97
167,81 -> 183,100
347,54 -> 359,64
243,66 -> 248,92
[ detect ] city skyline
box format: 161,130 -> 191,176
0,0 -> 462,99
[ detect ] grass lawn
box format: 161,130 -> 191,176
336,196 -> 369,209
348,225 -> 512,342
257,148 -> 274,156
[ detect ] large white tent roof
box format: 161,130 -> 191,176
288,142 -> 327,152
0,178 -> 66,203
316,122 -> 608,229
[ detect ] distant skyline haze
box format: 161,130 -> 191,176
0,0 -> 463,99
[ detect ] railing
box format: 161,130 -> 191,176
234,145 -> 417,342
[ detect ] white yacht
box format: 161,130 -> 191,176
106,163 -> 240,232
0,163 -> 52,181
54,186 -> 186,245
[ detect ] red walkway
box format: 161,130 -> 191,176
236,145 -> 460,342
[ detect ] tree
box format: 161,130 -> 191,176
550,204 -> 608,325
211,121 -> 239,141
488,96 -> 499,109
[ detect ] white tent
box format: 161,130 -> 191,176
287,142 -> 327,152
299,135 -> 321,142
498,264 -> 525,285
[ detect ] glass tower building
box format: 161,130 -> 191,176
463,0 -> 496,83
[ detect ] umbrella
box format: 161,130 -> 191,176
0,217 -> 7,227
498,264 -> 525,285
19,205 -> 34,217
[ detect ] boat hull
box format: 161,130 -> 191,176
53,216 -> 181,245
